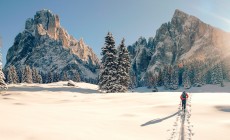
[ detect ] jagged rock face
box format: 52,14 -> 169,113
127,37 -> 153,85
5,9 -> 100,81
129,9 -> 230,86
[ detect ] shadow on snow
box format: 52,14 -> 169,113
140,111 -> 180,127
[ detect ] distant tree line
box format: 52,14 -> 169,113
140,57 -> 225,90
4,65 -> 82,84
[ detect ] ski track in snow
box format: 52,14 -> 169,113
168,93 -> 193,140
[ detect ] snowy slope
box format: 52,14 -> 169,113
0,82 -> 229,140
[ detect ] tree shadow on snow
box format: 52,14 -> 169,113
8,86 -> 99,94
215,106 -> 230,112
140,111 -> 180,127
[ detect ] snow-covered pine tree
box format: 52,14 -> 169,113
182,67 -> 191,89
211,64 -> 219,84
0,67 -> 7,90
145,71 -> 153,88
73,71 -> 81,82
6,67 -> 13,84
62,72 -> 68,81
163,65 -> 171,89
32,68 -> 42,83
116,38 -> 131,92
40,72 -> 46,83
157,69 -> 163,87
10,65 -> 19,83
0,37 -> 7,90
52,72 -> 59,82
129,69 -> 137,89
216,63 -> 224,86
193,61 -> 202,87
47,71 -> 53,83
32,67 -> 37,83
22,65 -> 33,83
170,66 -> 179,90
37,71 -> 42,83
98,32 -> 118,93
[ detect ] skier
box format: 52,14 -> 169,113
180,91 -> 189,112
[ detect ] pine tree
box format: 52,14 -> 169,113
170,66 -> 179,90
32,67 -> 37,83
211,65 -> 218,84
37,71 -> 42,83
157,69 -> 163,87
163,65 -> 171,89
53,72 -> 60,82
98,32 -> 118,93
116,38 -> 131,92
145,71 -> 154,88
7,65 -> 19,84
6,67 -> 13,84
193,61 -> 202,87
182,67 -> 191,89
0,38 -> 7,89
129,69 -> 137,89
40,72 -> 46,83
22,65 -> 33,83
73,71 -> 81,82
32,68 -> 42,83
11,65 -> 19,83
62,72 -> 68,81
216,63 -> 224,85
47,71 -> 53,83
0,67 -> 7,90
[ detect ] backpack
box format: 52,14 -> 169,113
182,92 -> 187,98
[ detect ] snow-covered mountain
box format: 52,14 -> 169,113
4,9 -> 100,82
128,9 -> 230,86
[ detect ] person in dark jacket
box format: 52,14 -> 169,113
180,91 -> 189,111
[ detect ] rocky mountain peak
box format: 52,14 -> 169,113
128,9 -> 230,87
5,9 -> 100,83
173,9 -> 189,19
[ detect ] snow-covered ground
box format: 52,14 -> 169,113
0,81 -> 229,140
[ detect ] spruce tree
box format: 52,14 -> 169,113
47,71 -> 53,83
0,39 -> 7,89
129,69 -> 137,89
73,71 -> 81,82
182,67 -> 191,89
11,65 -> 19,83
216,63 -> 224,85
62,72 -> 68,81
6,67 -> 13,84
53,72 -> 60,82
0,67 -> 7,90
163,65 -> 171,89
170,66 -> 179,90
145,71 -> 153,88
7,65 -> 19,84
211,65 -> 218,84
193,62 -> 202,87
37,71 -> 42,83
157,69 -> 163,87
32,68 -> 42,83
32,67 -> 37,83
116,38 -> 131,92
22,65 -> 33,83
98,32 -> 118,93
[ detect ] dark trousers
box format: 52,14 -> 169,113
182,100 -> 186,110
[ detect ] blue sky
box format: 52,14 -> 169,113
0,0 -> 230,66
